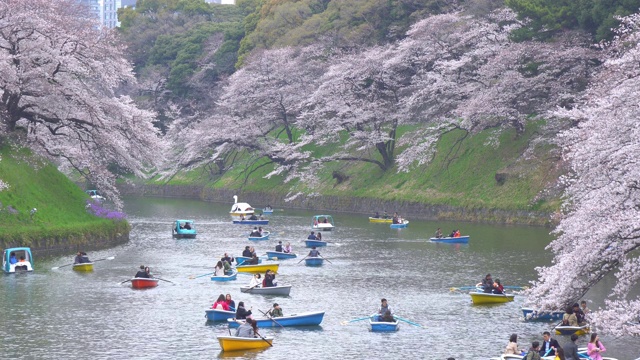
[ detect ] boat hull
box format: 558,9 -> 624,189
521,308 -> 564,321
206,309 -> 236,322
236,263 -> 279,274
3,247 -> 34,273
262,209 -> 273,214
554,324 -> 590,335
430,236 -> 469,244
469,292 -> 515,304
305,257 -> 324,266
217,335 -> 273,351
172,232 -> 196,239
265,251 -> 297,259
131,278 -> 159,289
233,220 -> 269,225
248,231 -> 270,241
368,217 -> 393,223
73,263 -> 94,272
240,285 -> 291,296
236,256 -> 262,265
305,240 -> 327,248
211,270 -> 237,282
390,221 -> 409,229
227,311 -> 325,328
369,316 -> 399,332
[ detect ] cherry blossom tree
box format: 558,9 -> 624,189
525,14 -> 640,336
0,0 -> 163,208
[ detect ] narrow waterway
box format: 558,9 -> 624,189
1,197 -> 638,359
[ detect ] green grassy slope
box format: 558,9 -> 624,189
0,144 -> 125,245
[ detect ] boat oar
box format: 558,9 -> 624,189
340,315 -> 372,325
189,272 -> 215,279
543,348 -> 552,357
318,254 -> 332,264
156,278 -> 176,285
119,279 -> 132,285
52,256 -> 115,270
259,309 -> 285,329
297,256 -> 309,264
254,331 -> 273,347
393,315 -> 425,329
93,256 -> 116,263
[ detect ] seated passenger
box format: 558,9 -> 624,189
267,303 -> 283,318
492,279 -> 504,294
307,231 -> 317,240
74,252 -> 84,264
134,265 -> 147,278
380,310 -> 395,322
263,270 -> 276,287
249,274 -> 261,288
80,252 -> 90,263
249,227 -> 261,237
248,214 -> 258,220
374,212 -> 380,218
248,255 -> 259,265
308,247 -> 320,257
283,242 -> 292,254
9,252 -> 17,264
242,246 -> 252,258
562,306 -> 578,327
184,222 -> 192,230
275,241 -> 283,252
234,318 -> 256,338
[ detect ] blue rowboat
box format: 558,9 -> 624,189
233,219 -> 269,225
430,235 -> 469,244
248,231 -> 270,241
262,208 -> 273,214
172,219 -> 197,238
305,240 -> 327,248
211,269 -> 237,282
2,247 -> 34,273
266,251 -> 297,260
205,308 -> 236,322
236,256 -> 262,265
390,220 -> 409,229
521,307 -> 564,321
227,311 -> 325,328
305,257 -> 324,266
369,315 -> 399,332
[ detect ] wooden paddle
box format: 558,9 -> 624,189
259,309 -> 284,329
340,315 -> 373,325
318,254 -> 332,264
254,330 -> 273,347
189,272 -> 214,279
119,279 -> 132,285
52,256 -> 115,270
296,255 -> 309,264
156,278 -> 176,285
393,315 -> 425,328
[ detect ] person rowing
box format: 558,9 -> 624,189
308,246 -> 320,257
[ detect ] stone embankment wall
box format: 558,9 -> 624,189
1,228 -> 129,257
118,184 -> 552,226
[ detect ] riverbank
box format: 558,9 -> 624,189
0,142 -> 130,256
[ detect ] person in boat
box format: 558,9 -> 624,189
249,246 -> 257,257
212,294 -> 230,310
580,300 -> 590,315
313,218 -> 319,226
378,298 -> 392,315
265,205 -> 272,211
374,211 -> 380,218
235,301 -> 253,320
247,254 -> 259,265
435,228 -> 443,238
538,331 -> 561,357
9,252 -> 17,264
80,252 -> 90,263
308,246 -> 320,257
225,294 -> 236,311
572,303 -> 586,325
242,246 -> 252,258
258,226 -> 264,234
214,261 -> 225,276
235,318 -> 257,338
523,341 -> 541,360
178,222 -> 185,230
380,310 -> 395,322
249,227 -> 261,237
504,334 -> 524,355
392,213 -> 399,224
275,241 -> 283,253
183,222 -> 192,230
221,253 -> 234,265
74,251 -> 84,264
267,303 -> 283,318
248,213 -> 258,220
135,265 -> 146,278
307,231 -> 317,240
587,333 -> 606,360
316,232 -> 322,241
562,334 -> 580,360
263,269 -> 276,287
323,217 -> 328,223
222,260 -> 232,275
249,273 -> 262,288
383,211 -> 389,219
283,242 -> 292,253
481,274 -> 494,293
453,229 -> 461,237
561,306 -> 578,327
491,279 -> 504,294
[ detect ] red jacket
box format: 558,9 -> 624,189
212,301 -> 230,310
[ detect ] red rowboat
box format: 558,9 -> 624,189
131,277 -> 159,289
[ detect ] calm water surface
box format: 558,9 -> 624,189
1,197 -> 638,359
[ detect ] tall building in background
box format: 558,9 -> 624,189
77,0 -> 122,29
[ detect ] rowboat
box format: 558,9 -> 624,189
578,348 -> 618,360
227,311 -> 325,328
205,308 -> 236,322
236,256 -> 262,265
305,257 -> 324,266
305,239 -> 327,248
521,307 -> 564,321
554,323 -> 590,335
131,277 -> 159,289
265,251 -> 297,260
233,219 -> 269,225
262,208 -> 273,214
172,219 -> 196,238
240,284 -> 291,296
211,269 -> 237,282
390,220 -> 409,229
369,217 -> 393,223
312,215 -> 334,231
369,315 -> 399,332
236,263 -> 279,274
469,291 -> 515,304
72,263 -> 94,272
2,247 -> 34,273
430,235 -> 469,244
217,335 -> 273,351
230,195 -> 255,217
248,231 -> 270,241
85,189 -> 105,202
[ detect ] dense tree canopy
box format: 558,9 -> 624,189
0,0 -> 163,208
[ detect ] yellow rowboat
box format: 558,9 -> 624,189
72,263 -> 94,272
554,324 -> 590,336
235,263 -> 279,274
469,292 -> 515,304
368,217 -> 393,223
217,335 -> 273,351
